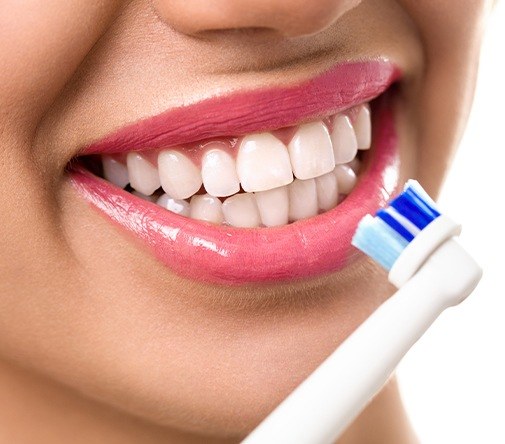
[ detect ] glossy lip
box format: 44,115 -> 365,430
80,59 -> 399,155
70,60 -> 400,284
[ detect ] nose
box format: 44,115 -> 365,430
152,0 -> 362,38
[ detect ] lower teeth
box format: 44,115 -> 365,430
98,160 -> 360,228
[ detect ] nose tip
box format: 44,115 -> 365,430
153,0 -> 363,38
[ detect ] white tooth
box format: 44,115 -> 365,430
102,156 -> 129,188
331,115 -> 358,164
201,149 -> 240,197
346,157 -> 361,175
222,193 -> 261,228
354,104 -> 371,149
288,122 -> 335,180
156,193 -> 190,217
315,172 -> 339,211
237,133 -> 293,192
132,191 -> 157,202
189,194 -> 224,224
158,150 -> 202,200
127,152 -> 160,196
255,186 -> 289,227
334,165 -> 357,195
288,178 -> 318,222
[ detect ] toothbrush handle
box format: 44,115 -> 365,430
242,239 -> 482,444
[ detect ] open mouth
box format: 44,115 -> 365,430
81,104 -> 369,227
69,60 -> 401,284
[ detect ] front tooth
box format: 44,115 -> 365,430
334,165 -> 357,194
331,115 -> 358,164
127,153 -> 160,196
288,178 -> 318,222
190,194 -> 224,224
237,133 -> 293,192
201,148 -> 240,197
354,104 -> 371,149
288,122 -> 335,180
158,150 -> 202,199
315,172 -> 339,211
156,193 -> 190,217
255,186 -> 289,227
102,156 -> 129,188
222,194 -> 261,228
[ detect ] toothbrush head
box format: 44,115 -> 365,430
351,180 -> 442,271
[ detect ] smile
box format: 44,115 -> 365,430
70,59 -> 401,284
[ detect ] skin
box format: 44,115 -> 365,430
0,1 -> 492,443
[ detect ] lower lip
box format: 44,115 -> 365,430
70,96 -> 399,285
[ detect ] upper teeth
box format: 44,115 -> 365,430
288,121 -> 335,181
201,146 -> 240,197
331,115 -> 358,163
354,103 -> 371,149
100,103 -> 370,227
237,132 -> 294,193
158,150 -> 202,200
126,152 -> 160,196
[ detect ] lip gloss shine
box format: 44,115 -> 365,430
71,60 -> 400,284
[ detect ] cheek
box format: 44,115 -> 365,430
0,0 -> 119,130
400,0 -> 490,194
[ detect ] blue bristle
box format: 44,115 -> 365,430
407,180 -> 439,211
376,209 -> 415,242
389,182 -> 441,230
390,193 -> 432,229
351,180 -> 441,270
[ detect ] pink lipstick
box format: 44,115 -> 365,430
70,60 -> 400,284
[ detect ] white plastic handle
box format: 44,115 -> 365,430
242,239 -> 482,444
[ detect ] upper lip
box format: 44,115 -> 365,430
80,58 -> 399,156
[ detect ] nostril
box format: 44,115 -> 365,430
193,27 -> 285,42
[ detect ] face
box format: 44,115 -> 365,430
0,0 -> 490,440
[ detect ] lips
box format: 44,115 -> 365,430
70,60 -> 400,284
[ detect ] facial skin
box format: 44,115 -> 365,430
0,1 -> 491,443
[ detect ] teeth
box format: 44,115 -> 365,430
201,148 -> 240,197
334,165 -> 357,195
237,133 -> 293,192
288,122 -> 335,180
132,191 -> 157,202
331,115 -> 358,164
102,156 -> 129,188
127,153 -> 161,195
347,157 -> 361,175
315,171 -> 339,211
288,178 -> 318,222
157,193 -> 190,217
222,193 -> 261,228
354,104 -> 371,149
101,103 -> 370,227
255,186 -> 289,227
190,194 -> 224,224
158,150 -> 202,199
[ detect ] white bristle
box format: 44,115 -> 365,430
352,215 -> 409,270
407,179 -> 438,207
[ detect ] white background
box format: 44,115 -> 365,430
397,3 -> 505,443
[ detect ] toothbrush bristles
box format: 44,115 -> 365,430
351,180 -> 441,270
